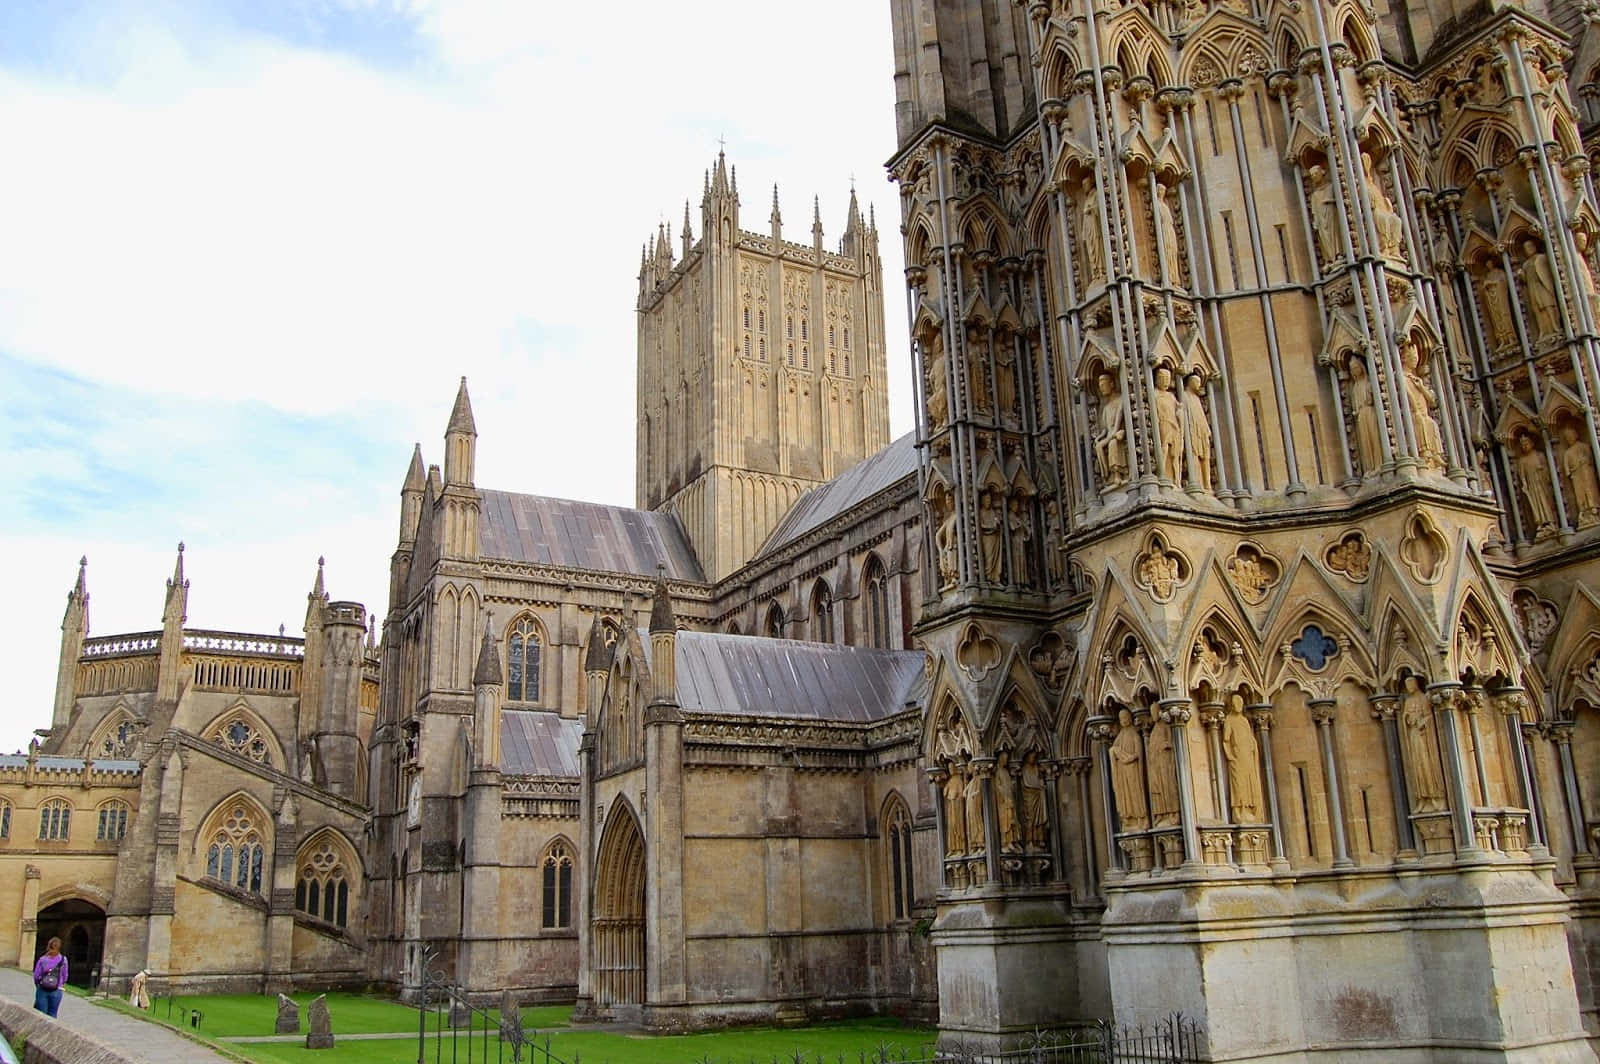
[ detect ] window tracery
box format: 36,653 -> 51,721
864,556 -> 890,650
542,839 -> 573,929
507,616 -> 543,703
212,717 -> 272,765
96,800 -> 130,842
205,803 -> 265,894
295,838 -> 350,927
38,799 -> 71,841
95,716 -> 139,759
885,800 -> 915,920
813,581 -> 834,643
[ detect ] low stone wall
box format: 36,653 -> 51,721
0,999 -> 133,1064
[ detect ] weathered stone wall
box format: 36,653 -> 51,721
0,1000 -> 132,1064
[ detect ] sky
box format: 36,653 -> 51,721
0,0 -> 914,754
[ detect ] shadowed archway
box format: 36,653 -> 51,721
591,803 -> 645,1014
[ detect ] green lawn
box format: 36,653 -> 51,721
227,1017 -> 934,1064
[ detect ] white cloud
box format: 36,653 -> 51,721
0,1 -> 913,753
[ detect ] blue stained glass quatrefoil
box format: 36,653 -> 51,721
1291,625 -> 1339,671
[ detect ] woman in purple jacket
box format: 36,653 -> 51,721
32,937 -> 67,1017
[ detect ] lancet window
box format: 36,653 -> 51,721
541,839 -> 574,929
886,800 -> 915,919
38,799 -> 71,841
812,581 -> 834,643
205,803 -> 265,895
507,616 -> 543,703
96,800 -> 130,842
0,801 -> 10,839
295,837 -> 351,927
766,602 -> 785,639
864,556 -> 889,649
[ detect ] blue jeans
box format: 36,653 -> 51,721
33,986 -> 63,1017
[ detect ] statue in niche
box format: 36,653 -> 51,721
969,352 -> 991,413
1479,265 -> 1517,348
1518,240 -> 1560,341
1153,366 -> 1184,483
978,488 -> 1004,583
1154,183 -> 1185,286
935,497 -> 960,589
1559,421 -> 1600,527
1079,176 -> 1105,283
1180,371 -> 1214,491
1401,674 -> 1447,812
995,343 -> 1018,420
1007,494 -> 1031,585
1398,335 -> 1445,470
942,767 -> 968,856
1044,506 -> 1065,584
1021,751 -> 1048,850
1222,696 -> 1262,823
1573,231 -> 1600,325
963,762 -> 987,853
1307,164 -> 1342,265
1361,152 -> 1406,261
1145,717 -> 1180,828
1346,354 -> 1384,475
1094,372 -> 1130,488
1512,430 -> 1559,538
1109,708 -> 1148,830
994,750 -> 1021,852
925,347 -> 949,428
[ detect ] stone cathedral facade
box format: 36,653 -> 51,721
14,1 -> 1600,1060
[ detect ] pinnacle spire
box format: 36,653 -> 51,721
169,542 -> 186,589
770,184 -> 782,233
584,614 -> 615,671
649,565 -> 676,634
311,556 -> 326,599
473,614 -> 502,687
403,443 -> 425,492
682,201 -> 693,254
74,556 -> 88,598
447,376 -> 476,436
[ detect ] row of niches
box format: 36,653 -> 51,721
1488,369 -> 1600,545
922,436 -> 1068,595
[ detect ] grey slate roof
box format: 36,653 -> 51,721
757,433 -> 918,559
0,756 -> 141,774
650,631 -> 925,724
479,490 -> 704,580
500,710 -> 583,777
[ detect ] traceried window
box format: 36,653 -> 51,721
541,840 -> 573,929
296,840 -> 350,928
97,718 -> 138,758
742,306 -> 750,329
38,799 -> 71,841
864,556 -> 890,650
213,718 -> 272,765
0,801 -> 10,840
812,580 -> 834,643
205,804 -> 265,894
886,802 -> 915,920
507,616 -> 542,703
96,800 -> 130,842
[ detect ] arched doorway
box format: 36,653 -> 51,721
35,899 -> 105,988
592,803 -> 645,1015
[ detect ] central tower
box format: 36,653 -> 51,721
636,152 -> 891,581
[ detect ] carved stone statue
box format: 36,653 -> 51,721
1007,494 -> 1031,585
1155,183 -> 1184,285
1307,164 -> 1342,265
943,768 -> 967,856
995,343 -> 1018,419
1044,506 -> 1065,584
1479,265 -> 1517,348
994,751 -> 1021,852
1518,240 -> 1560,341
1079,176 -> 1105,283
1513,430 -> 1559,537
1094,372 -> 1130,488
1109,709 -> 1148,830
1574,231 -> 1600,326
979,489 -> 1004,583
1401,675 -> 1447,813
925,346 -> 948,428
1362,152 -> 1406,261
1347,355 -> 1384,475
1180,371 -> 1213,491
963,763 -> 987,853
1021,751 -> 1048,850
1559,422 -> 1600,527
1146,719 -> 1180,828
1221,698 -> 1262,823
1153,366 -> 1183,484
935,497 -> 960,589
1398,335 -> 1444,470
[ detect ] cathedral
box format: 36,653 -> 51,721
11,0 -> 1600,1059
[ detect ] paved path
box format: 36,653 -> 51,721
0,967 -> 233,1064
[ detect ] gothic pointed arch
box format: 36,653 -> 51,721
84,706 -> 141,760
193,790 -> 272,896
591,799 -> 645,1010
539,834 -> 576,929
879,791 -> 916,921
503,611 -> 547,705
200,701 -> 286,768
294,827 -> 362,929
